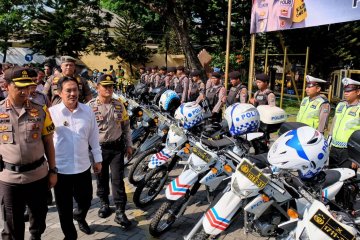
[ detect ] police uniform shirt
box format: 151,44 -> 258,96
329,101 -> 360,137
43,73 -> 92,105
0,99 -> 54,184
175,75 -> 189,102
30,90 -> 51,108
188,79 -> 206,102
87,97 -> 132,147
49,102 -> 102,174
250,0 -> 306,33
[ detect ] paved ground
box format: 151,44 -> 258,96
18,164 -> 265,240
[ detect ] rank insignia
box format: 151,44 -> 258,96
349,107 -> 359,117
0,113 -> 9,119
280,9 -> 288,16
0,125 -> 8,131
2,134 -> 9,141
29,109 -> 39,117
32,133 -> 39,139
115,105 -> 121,110
259,11 -> 266,17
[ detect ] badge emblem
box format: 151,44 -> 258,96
2,134 -> 9,141
0,125 -> 8,131
32,133 -> 39,139
0,113 -> 9,119
29,109 -> 39,117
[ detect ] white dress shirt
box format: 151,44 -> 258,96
49,102 -> 102,174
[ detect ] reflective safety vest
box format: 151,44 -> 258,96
332,101 -> 360,148
296,96 -> 327,129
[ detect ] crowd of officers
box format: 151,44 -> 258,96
0,57 -> 359,240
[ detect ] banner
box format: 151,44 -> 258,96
250,0 -> 360,33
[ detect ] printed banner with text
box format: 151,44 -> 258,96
250,0 -> 360,33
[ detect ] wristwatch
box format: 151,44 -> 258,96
49,167 -> 58,174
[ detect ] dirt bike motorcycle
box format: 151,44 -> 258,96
148,103 -> 273,237
187,126 -> 334,239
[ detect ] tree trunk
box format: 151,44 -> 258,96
165,12 -> 202,70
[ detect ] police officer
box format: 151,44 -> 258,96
296,75 -> 330,134
250,0 -> 307,33
329,78 -> 360,169
87,74 -> 133,229
206,72 -> 226,122
144,67 -> 152,87
226,71 -> 248,106
250,73 -> 276,107
149,66 -> 160,89
139,67 -> 146,84
44,63 -> 52,81
0,67 -> 56,240
175,66 -> 190,103
165,67 -> 178,89
188,70 -> 206,103
43,56 -> 92,106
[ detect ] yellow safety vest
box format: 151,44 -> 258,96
296,96 -> 327,129
332,101 -> 360,148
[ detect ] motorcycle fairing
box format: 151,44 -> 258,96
148,148 -> 174,168
165,169 -> 198,200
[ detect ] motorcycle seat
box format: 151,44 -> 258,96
245,153 -> 268,169
321,170 -> 341,188
201,137 -> 235,149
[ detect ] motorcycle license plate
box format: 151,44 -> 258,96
192,146 -> 211,163
238,160 -> 269,189
310,209 -> 355,240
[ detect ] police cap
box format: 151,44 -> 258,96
342,78 -> 360,92
60,56 -> 77,64
190,70 -> 201,77
160,66 -> 167,71
229,71 -> 241,80
152,66 -> 158,70
211,72 -> 221,79
139,66 -> 145,70
4,67 -> 37,87
98,74 -> 116,86
255,73 -> 269,82
177,66 -> 185,71
306,75 -> 327,88
146,67 -> 152,71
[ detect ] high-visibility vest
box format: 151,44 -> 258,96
331,101 -> 360,148
296,96 -> 327,129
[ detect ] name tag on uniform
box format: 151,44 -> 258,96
349,107 -> 359,117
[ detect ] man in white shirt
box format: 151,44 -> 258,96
49,76 -> 102,239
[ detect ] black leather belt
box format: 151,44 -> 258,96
100,139 -> 123,149
2,157 -> 45,173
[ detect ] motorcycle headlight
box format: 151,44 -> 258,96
189,156 -> 207,172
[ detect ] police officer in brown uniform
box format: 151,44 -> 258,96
43,56 -> 92,106
206,72 -> 227,122
87,74 -> 133,229
149,66 -> 160,89
0,67 -> 57,240
165,67 -> 178,90
144,67 -> 152,86
226,71 -> 248,106
188,70 -> 206,103
250,73 -> 276,107
175,66 -> 190,103
139,67 -> 146,84
250,0 -> 307,33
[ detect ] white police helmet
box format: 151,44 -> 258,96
267,126 -> 329,180
174,102 -> 204,130
159,90 -> 180,111
224,103 -> 260,136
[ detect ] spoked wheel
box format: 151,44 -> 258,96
149,199 -> 186,237
133,167 -> 168,208
127,148 -> 157,186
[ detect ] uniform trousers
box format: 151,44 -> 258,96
54,168 -> 92,240
96,145 -> 127,209
0,176 -> 48,240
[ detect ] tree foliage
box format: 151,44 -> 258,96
25,0 -> 112,57
106,12 -> 152,75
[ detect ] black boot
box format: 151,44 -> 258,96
98,199 -> 111,218
114,209 -> 132,229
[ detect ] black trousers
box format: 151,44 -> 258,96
96,146 -> 127,209
329,147 -> 351,168
0,176 -> 48,240
54,168 -> 93,240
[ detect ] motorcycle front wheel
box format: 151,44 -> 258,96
133,166 -> 168,208
149,198 -> 187,237
193,229 -> 210,240
127,148 -> 157,186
